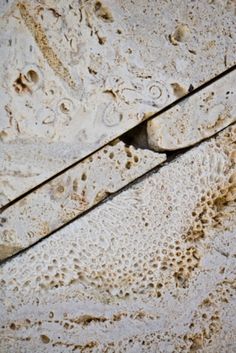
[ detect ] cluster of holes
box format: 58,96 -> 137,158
3,186 -> 206,304
124,147 -> 139,169
103,144 -> 140,170
28,236 -> 200,301
214,280 -> 235,304
3,309 -> 159,345
1,126 -> 235,310
161,243 -> 200,288
7,237 -> 186,302
101,328 -> 213,353
181,280 -> 236,351
112,299 -> 223,353
184,175 -> 236,242
188,313 -> 221,349
216,125 -> 236,154
225,90 -> 234,100
13,69 -> 39,94
185,293 -> 225,351
2,301 -> 224,353
49,174 -> 89,203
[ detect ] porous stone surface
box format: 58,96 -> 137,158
147,70 -> 236,151
0,0 -> 235,206
0,141 -> 165,260
0,125 -> 235,352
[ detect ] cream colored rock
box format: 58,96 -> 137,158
0,0 -> 235,206
0,140 -> 165,260
0,125 -> 235,352
147,70 -> 236,151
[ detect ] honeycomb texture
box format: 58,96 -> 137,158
0,124 -> 235,352
0,0 -> 235,206
0,140 -> 165,260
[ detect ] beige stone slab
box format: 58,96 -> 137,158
0,125 -> 235,353
147,69 -> 236,151
0,140 -> 165,260
0,0 -> 235,206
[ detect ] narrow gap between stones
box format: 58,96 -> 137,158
1,65 -> 235,213
0,120 -> 235,266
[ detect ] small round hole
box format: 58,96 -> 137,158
26,70 -> 39,84
58,99 -> 74,114
81,173 -> 87,181
126,161 -> 132,169
60,102 -> 70,114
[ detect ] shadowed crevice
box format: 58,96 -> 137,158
0,119 -> 235,266
1,65 -> 235,213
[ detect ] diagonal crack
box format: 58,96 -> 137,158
0,119 -> 235,266
1,65 -> 235,213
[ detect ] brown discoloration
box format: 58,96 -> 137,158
206,112 -> 231,131
48,8 -> 61,18
161,245 -> 200,288
94,1 -> 114,22
70,189 -> 88,208
41,221 -> 50,236
95,30 -> 106,45
52,340 -> 97,351
171,83 -> 187,98
184,179 -> 236,242
72,179 -> 78,192
40,334 -> 50,344
169,24 -> 190,45
0,244 -> 22,261
69,315 -> 107,326
94,189 -> 111,203
13,73 -> 32,94
18,3 -> 76,89
56,185 -> 65,193
189,334 -> 204,351
5,105 -> 13,125
112,312 -> 128,321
